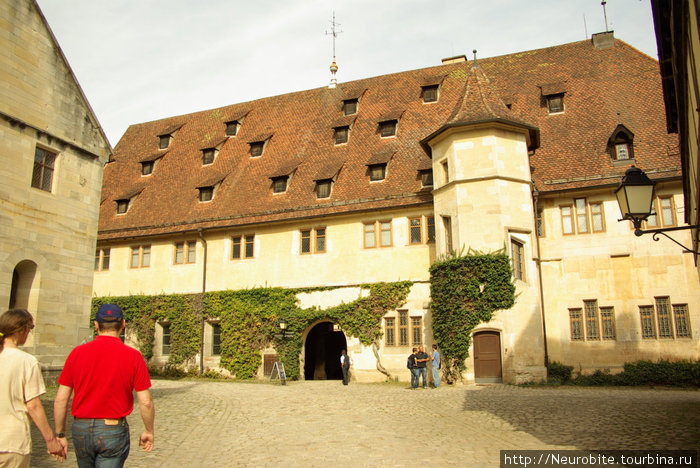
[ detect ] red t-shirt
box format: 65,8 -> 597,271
58,335 -> 151,418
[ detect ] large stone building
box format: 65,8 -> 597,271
652,0 -> 700,272
0,0 -> 111,373
93,32 -> 699,383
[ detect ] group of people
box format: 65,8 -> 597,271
407,344 -> 441,389
0,304 -> 154,467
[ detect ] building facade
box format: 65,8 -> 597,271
94,33 -> 699,383
652,0 -> 700,272
0,0 -> 111,372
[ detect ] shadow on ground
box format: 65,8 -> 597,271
462,386 -> 700,450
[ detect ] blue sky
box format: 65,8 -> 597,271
36,0 -> 659,146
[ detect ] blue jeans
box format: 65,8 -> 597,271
410,368 -> 419,388
71,418 -> 130,468
417,367 -> 427,388
432,366 -> 440,387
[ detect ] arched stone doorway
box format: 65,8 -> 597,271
304,321 -> 346,380
9,260 -> 38,310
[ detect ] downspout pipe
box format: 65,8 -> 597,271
198,228 -> 208,374
532,190 -> 549,372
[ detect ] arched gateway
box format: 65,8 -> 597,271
304,322 -> 347,380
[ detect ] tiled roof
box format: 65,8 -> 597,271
99,37 -> 679,240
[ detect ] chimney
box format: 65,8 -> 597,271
592,31 -> 615,50
441,54 -> 467,65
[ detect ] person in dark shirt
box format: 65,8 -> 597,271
414,346 -> 430,389
407,348 -> 418,389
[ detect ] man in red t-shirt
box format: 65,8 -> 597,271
53,304 -> 154,467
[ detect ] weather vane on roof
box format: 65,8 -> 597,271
326,11 -> 343,88
601,1 -> 609,32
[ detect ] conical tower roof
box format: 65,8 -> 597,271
423,63 -> 540,150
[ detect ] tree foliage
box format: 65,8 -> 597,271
92,281 -> 412,380
429,249 -> 516,383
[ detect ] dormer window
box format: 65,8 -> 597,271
116,199 -> 129,214
420,170 -> 433,187
608,124 -> 635,161
615,143 -> 630,160
421,85 -> 439,103
378,120 -> 398,138
343,99 -> 358,116
334,126 -> 349,145
159,134 -> 171,149
250,141 -> 264,157
547,94 -> 564,113
247,134 -> 272,158
540,82 -> 567,114
369,164 -> 386,181
202,148 -> 215,165
198,186 -> 214,202
141,161 -> 154,176
316,179 -> 332,198
272,176 -> 288,194
225,120 -> 239,136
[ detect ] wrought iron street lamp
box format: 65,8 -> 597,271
275,318 -> 294,339
615,166 -> 699,253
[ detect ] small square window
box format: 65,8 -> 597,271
316,179 -> 332,199
547,94 -> 564,113
141,161 -> 154,176
420,170 -> 433,187
615,143 -> 630,160
378,120 -> 397,137
272,176 -> 288,193
199,186 -> 214,202
116,199 -> 129,214
369,164 -> 386,181
32,147 -> 56,192
159,135 -> 171,149
202,149 -> 215,165
343,99 -> 358,116
421,85 -> 438,103
334,126 -> 349,145
300,228 -> 325,254
225,121 -> 238,136
250,142 -> 264,157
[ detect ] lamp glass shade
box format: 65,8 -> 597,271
616,184 -> 655,219
279,318 -> 287,330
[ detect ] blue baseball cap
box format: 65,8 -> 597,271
96,303 -> 124,322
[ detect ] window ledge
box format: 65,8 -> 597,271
612,158 -> 636,167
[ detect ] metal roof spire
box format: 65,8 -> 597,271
326,11 -> 342,88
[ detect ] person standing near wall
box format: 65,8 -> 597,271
340,349 -> 352,385
0,309 -> 66,466
414,346 -> 429,389
431,343 -> 441,388
53,304 -> 154,467
407,348 -> 418,389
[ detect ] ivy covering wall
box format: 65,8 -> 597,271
429,249 -> 516,383
92,281 -> 412,380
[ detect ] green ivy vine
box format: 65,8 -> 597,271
429,248 -> 516,383
92,281 -> 412,381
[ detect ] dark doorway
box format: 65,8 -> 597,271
473,331 -> 502,383
304,322 -> 347,380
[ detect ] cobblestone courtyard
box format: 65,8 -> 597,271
32,379 -> 699,467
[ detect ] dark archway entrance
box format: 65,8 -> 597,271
304,322 -> 346,380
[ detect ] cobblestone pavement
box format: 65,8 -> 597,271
31,380 -> 699,467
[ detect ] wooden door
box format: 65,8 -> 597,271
473,331 -> 502,383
